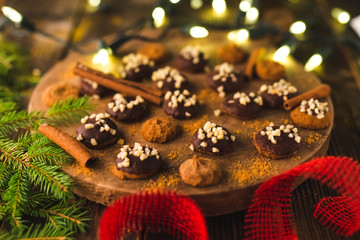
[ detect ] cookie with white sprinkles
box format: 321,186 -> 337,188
151,66 -> 188,91
207,62 -> 244,97
122,53 -> 155,81
112,143 -> 162,179
259,79 -> 298,108
253,122 -> 301,159
190,121 -> 235,155
76,113 -> 119,149
163,89 -> 199,119
106,93 -> 148,122
175,45 -> 208,73
80,77 -> 112,98
290,98 -> 331,130
222,92 -> 263,120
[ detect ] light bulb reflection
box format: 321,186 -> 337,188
92,48 -> 112,66
273,45 -> 291,62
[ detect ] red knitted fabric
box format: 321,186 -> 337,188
244,156 -> 360,239
98,191 -> 209,240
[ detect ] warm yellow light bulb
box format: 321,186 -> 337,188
1,6 -> 23,24
245,7 -> 259,24
273,45 -> 290,62
191,0 -> 203,9
212,0 -> 227,14
152,7 -> 165,21
331,8 -> 350,24
92,48 -> 112,66
88,0 -> 101,7
190,26 -> 209,38
227,29 -> 249,43
239,0 -> 252,12
290,21 -> 306,34
304,54 -> 322,71
170,0 -> 181,4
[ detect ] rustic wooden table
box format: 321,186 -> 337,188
5,0 -> 360,239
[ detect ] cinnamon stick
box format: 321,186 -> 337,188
73,62 -> 162,105
38,123 -> 97,168
283,84 -> 331,110
244,47 -> 266,79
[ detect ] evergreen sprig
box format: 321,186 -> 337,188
0,97 -> 93,238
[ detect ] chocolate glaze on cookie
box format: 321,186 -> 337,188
222,92 -> 263,119
190,121 -> 235,155
76,113 -> 119,149
151,66 -> 188,91
163,89 -> 199,119
207,63 -> 244,96
253,123 -> 300,158
175,45 -> 208,73
80,78 -> 112,98
258,79 -> 298,108
122,53 -> 155,81
115,143 -> 161,177
106,93 -> 148,122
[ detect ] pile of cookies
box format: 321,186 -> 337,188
42,42 -> 331,188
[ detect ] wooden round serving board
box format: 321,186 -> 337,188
29,30 -> 333,216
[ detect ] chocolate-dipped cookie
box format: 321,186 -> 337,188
112,143 -> 161,179
76,113 -> 119,149
253,122 -> 301,159
207,62 -> 244,97
80,77 -> 112,98
190,121 -> 235,155
175,45 -> 208,73
106,93 -> 148,122
255,60 -> 286,82
259,79 -> 298,108
163,89 -> 199,119
222,92 -> 263,120
122,53 -> 155,81
290,98 -> 331,130
151,66 -> 188,91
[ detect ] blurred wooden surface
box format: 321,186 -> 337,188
4,0 -> 360,239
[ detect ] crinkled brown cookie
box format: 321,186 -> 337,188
42,82 -> 79,107
141,117 -> 177,143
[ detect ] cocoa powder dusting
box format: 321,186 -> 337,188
183,114 -> 209,133
303,132 -> 323,147
128,124 -> 140,135
230,157 -> 272,185
143,171 -> 181,190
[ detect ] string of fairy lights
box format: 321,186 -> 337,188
0,0 -> 358,72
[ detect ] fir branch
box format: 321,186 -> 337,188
0,110 -> 44,136
46,96 -> 93,127
0,223 -> 75,240
0,100 -> 18,113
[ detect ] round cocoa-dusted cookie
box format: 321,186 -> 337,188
163,89 -> 199,119
80,78 -> 112,98
253,122 -> 301,159
175,45 -> 208,73
112,143 -> 162,179
137,43 -> 166,63
255,60 -> 286,82
258,79 -> 298,108
122,53 -> 155,81
76,113 -> 119,149
207,62 -> 244,97
180,155 -> 222,187
151,66 -> 188,91
141,117 -> 177,143
222,92 -> 263,120
42,82 -> 79,107
190,121 -> 235,155
106,93 -> 148,122
290,98 -> 331,130
217,43 -> 246,64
